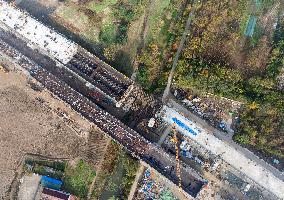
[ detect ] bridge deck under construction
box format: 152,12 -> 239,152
0,26 -> 205,198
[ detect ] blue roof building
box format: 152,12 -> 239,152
40,176 -> 62,191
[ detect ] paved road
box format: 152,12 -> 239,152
162,0 -> 196,102
168,98 -> 284,182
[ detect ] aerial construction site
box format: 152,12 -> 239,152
0,0 -> 283,200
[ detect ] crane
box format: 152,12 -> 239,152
171,124 -> 182,191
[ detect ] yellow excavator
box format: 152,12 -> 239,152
0,64 -> 7,73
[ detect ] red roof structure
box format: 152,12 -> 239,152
40,188 -> 70,200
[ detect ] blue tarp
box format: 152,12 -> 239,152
145,170 -> 151,178
255,0 -> 261,9
273,159 -> 280,165
172,117 -> 197,136
245,16 -> 257,37
181,150 -> 187,157
219,122 -> 226,129
41,176 -> 62,190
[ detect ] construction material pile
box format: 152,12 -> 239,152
136,169 -> 179,200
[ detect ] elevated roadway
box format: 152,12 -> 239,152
0,25 -> 205,198
1,1 -> 283,199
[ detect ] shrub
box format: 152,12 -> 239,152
63,160 -> 96,198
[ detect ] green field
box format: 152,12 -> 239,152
88,0 -> 117,13
63,160 -> 96,198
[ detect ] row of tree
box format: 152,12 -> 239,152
137,0 -> 284,159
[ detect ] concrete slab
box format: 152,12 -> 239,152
0,0 -> 77,64
18,173 -> 41,200
160,105 -> 284,199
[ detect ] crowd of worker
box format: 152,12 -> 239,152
0,38 -> 35,72
66,51 -> 129,101
30,66 -> 149,156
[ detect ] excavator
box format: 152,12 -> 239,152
0,64 -> 8,73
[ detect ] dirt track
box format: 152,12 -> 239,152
0,70 -> 89,197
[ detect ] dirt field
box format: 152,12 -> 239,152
0,69 -> 91,197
